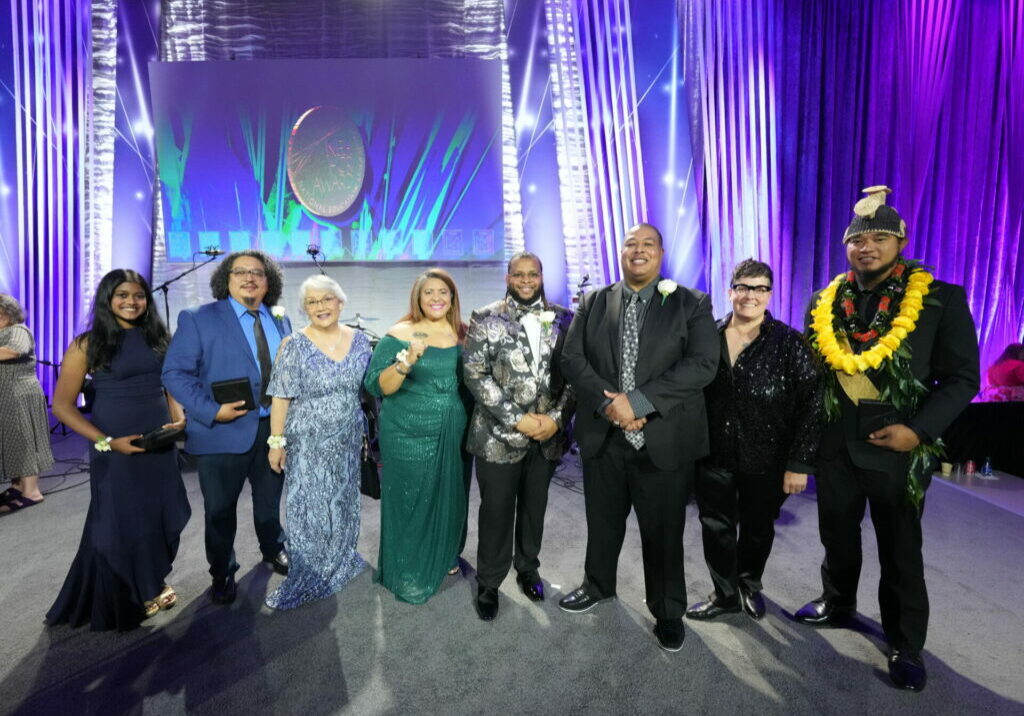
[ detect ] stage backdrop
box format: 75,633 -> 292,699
149,59 -> 505,265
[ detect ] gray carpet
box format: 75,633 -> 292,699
1,435 -> 1022,715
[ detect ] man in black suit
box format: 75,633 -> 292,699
795,187 -> 980,691
558,223 -> 719,651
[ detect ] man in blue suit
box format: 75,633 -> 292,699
163,250 -> 290,604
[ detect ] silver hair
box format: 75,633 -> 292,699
0,294 -> 26,324
298,274 -> 348,307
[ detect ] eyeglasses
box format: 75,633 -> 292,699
304,296 -> 340,309
731,284 -> 772,295
230,268 -> 266,279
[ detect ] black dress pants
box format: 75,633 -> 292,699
816,448 -> 928,652
195,417 -> 285,578
475,443 -> 557,588
581,430 -> 692,620
695,464 -> 788,601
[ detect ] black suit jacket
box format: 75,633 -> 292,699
561,279 -> 720,471
808,280 -> 980,482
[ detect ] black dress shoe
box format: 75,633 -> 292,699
739,586 -> 766,620
558,586 -> 607,613
211,574 -> 237,605
685,594 -> 740,621
517,573 -> 545,602
263,550 -> 289,575
475,586 -> 499,621
793,598 -> 853,626
653,618 -> 685,652
888,649 -> 927,691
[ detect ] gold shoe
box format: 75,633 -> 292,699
143,600 -> 160,619
155,584 -> 177,611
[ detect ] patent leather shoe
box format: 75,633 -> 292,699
739,586 -> 766,620
263,550 -> 289,576
558,586 -> 607,613
475,586 -> 499,621
888,649 -> 927,691
793,598 -> 853,626
653,618 -> 685,652
517,572 -> 545,602
685,594 -> 740,621
210,574 -> 237,605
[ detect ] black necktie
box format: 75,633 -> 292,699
246,309 -> 272,407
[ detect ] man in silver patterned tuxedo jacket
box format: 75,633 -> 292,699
463,251 -> 576,621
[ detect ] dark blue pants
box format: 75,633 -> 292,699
196,417 -> 285,578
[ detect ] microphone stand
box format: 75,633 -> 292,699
307,245 -> 327,275
153,253 -> 222,327
36,358 -> 69,435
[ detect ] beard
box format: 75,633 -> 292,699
507,284 -> 544,305
854,255 -> 900,285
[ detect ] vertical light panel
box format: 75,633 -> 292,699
85,0 -> 116,301
545,0 -> 650,291
9,0 -> 91,396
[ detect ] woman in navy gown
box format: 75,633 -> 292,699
48,269 -> 191,631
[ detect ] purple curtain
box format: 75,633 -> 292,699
681,0 -> 1024,375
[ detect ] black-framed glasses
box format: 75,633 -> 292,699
230,268 -> 267,279
732,283 -> 772,295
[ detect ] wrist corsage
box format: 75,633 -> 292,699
94,436 -> 113,452
396,348 -> 412,367
267,434 -> 287,449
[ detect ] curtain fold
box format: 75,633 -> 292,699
681,0 -> 1023,374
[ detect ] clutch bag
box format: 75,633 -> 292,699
211,377 -> 257,411
360,434 -> 381,500
130,426 -> 185,451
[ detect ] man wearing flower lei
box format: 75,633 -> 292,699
795,186 -> 980,692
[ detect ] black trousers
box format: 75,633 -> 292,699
695,464 -> 788,601
581,431 -> 692,620
816,448 -> 928,652
195,417 -> 285,578
475,444 -> 557,589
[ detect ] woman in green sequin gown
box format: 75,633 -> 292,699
364,269 -> 468,604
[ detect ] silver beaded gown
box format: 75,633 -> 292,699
264,329 -> 371,610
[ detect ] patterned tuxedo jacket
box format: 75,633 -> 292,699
463,297 -> 576,463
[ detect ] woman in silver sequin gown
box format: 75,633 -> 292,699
265,276 -> 371,610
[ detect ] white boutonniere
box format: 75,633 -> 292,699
657,279 -> 678,305
270,305 -> 287,319
539,310 -> 556,331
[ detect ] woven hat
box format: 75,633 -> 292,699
843,185 -> 907,242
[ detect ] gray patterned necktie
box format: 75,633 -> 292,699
621,293 -> 644,449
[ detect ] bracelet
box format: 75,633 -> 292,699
94,436 -> 113,452
395,364 -> 410,376
267,434 -> 287,449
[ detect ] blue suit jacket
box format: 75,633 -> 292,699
162,299 -> 292,455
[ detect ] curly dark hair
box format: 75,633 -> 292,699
208,250 -> 284,306
76,269 -> 170,373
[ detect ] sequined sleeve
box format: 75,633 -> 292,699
783,329 -> 823,472
267,336 -> 301,399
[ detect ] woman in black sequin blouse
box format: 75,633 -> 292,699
686,259 -> 822,622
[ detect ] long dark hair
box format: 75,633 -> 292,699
77,269 -> 169,373
208,250 -> 284,307
994,343 -> 1024,365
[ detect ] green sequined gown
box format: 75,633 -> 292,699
364,335 -> 468,604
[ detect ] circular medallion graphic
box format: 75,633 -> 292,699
287,106 -> 366,217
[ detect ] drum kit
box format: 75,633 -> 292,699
341,312 -> 381,348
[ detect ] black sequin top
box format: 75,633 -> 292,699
705,311 -> 823,474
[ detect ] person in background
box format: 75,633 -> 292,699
686,259 -> 821,623
987,343 -> 1024,387
47,269 -> 190,630
364,268 -> 469,604
162,250 -> 291,605
0,294 -> 54,513
264,275 -> 372,609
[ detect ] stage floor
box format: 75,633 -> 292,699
1,432 -> 1022,715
